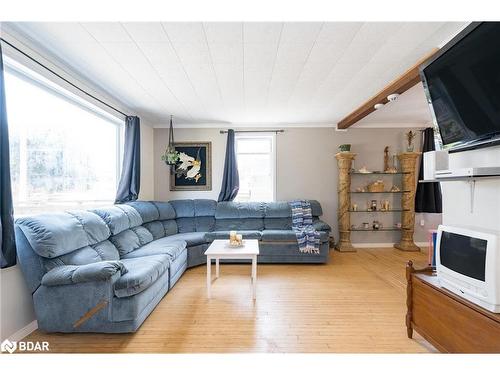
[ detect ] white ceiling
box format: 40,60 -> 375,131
3,22 -> 466,126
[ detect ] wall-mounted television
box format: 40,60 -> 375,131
420,22 -> 500,153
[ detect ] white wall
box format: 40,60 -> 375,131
154,126 -> 436,245
0,265 -> 36,340
441,145 -> 500,231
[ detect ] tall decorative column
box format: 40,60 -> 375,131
395,152 -> 421,252
335,152 -> 356,252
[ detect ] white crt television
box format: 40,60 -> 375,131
436,225 -> 500,312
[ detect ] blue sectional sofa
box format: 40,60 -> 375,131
15,199 -> 331,333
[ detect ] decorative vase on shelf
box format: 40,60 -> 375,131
405,130 -> 416,152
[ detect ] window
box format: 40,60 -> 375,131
235,134 -> 276,202
4,58 -> 123,216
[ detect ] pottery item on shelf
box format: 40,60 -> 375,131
363,222 -> 370,230
370,200 -> 377,211
381,200 -> 390,211
352,203 -> 358,211
395,222 -> 402,229
372,220 -> 381,230
358,166 -> 370,174
383,146 -> 390,172
390,185 -> 401,192
367,180 -> 384,192
339,144 -> 351,152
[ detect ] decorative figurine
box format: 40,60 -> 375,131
352,203 -> 358,211
372,220 -> 381,230
383,146 -> 390,172
370,200 -> 378,211
406,130 -> 416,152
390,185 -> 401,192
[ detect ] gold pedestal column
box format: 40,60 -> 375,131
335,152 -> 356,252
394,152 -> 421,252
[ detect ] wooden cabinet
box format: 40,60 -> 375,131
406,261 -> 500,353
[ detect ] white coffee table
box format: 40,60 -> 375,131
204,239 -> 259,300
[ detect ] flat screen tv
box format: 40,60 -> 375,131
420,22 -> 500,152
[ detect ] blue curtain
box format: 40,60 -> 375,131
0,43 -> 17,268
218,129 -> 239,202
115,116 -> 141,203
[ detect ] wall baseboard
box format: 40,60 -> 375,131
352,242 -> 429,249
7,320 -> 38,342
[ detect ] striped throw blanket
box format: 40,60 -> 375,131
290,200 -> 321,254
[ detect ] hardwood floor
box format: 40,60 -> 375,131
26,247 -> 436,353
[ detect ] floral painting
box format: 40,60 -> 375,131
170,142 -> 211,191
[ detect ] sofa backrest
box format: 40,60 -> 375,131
215,202 -> 265,231
170,199 -> 217,233
14,198 -> 325,292
125,201 -> 178,240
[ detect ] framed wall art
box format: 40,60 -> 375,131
169,142 -> 212,191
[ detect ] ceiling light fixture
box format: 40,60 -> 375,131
387,93 -> 400,102
374,103 -> 384,110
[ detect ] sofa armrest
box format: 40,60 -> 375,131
312,220 -> 331,232
41,261 -> 127,287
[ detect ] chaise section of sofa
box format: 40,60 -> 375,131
15,199 -> 331,333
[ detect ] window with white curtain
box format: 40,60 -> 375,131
4,58 -> 124,216
234,133 -> 276,202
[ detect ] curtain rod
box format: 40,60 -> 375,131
0,38 -> 128,118
220,129 -> 285,134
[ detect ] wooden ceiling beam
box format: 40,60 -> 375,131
336,48 -> 439,129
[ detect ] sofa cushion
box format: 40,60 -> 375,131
143,221 -> 165,240
194,199 -> 217,216
66,210 -> 111,245
125,201 -> 160,223
215,202 -> 265,219
110,229 -> 141,256
215,218 -> 264,231
165,232 -> 208,246
312,219 -> 332,232
131,226 -> 154,245
196,216 -> 215,232
115,255 -> 170,298
121,239 -> 186,262
205,230 -> 262,242
170,199 -> 194,218
161,219 -> 178,236
261,230 -> 329,243
16,212 -> 90,258
176,217 -> 196,233
92,205 -> 142,235
43,240 -> 120,270
264,217 -> 292,230
264,202 -> 291,218
309,200 -> 323,217
153,201 -> 176,220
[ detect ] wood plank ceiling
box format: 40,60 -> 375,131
3,22 -> 466,126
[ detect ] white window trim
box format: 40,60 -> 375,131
235,132 -> 277,202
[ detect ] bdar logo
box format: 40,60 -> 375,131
1,339 -> 17,354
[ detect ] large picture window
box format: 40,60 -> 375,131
4,59 -> 123,216
234,134 -> 276,202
